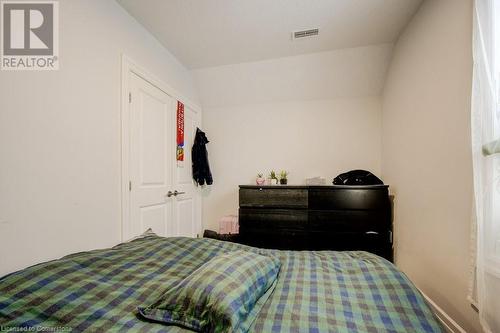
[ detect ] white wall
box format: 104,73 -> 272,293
194,45 -> 392,231
381,0 -> 481,331
0,0 -> 199,276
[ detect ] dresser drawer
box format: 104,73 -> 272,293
240,208 -> 308,230
240,229 -> 309,250
309,187 -> 389,210
308,210 -> 390,232
239,187 -> 308,208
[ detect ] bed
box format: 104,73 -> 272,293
0,235 -> 443,332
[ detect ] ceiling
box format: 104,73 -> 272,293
117,0 -> 423,69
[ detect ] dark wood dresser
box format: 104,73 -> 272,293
238,185 -> 393,261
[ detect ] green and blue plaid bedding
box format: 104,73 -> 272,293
0,235 -> 443,332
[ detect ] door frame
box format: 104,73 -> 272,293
120,54 -> 202,241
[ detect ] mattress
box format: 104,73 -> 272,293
0,235 -> 443,332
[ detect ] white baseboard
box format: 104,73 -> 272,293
419,289 -> 467,333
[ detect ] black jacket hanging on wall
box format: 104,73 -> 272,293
192,128 -> 213,186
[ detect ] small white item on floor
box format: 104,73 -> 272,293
306,177 -> 326,185
219,215 -> 239,234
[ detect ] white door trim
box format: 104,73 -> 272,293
121,54 -> 202,241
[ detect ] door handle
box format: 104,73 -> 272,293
166,191 -> 174,198
173,190 -> 186,196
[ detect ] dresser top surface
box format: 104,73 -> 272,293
239,185 -> 389,190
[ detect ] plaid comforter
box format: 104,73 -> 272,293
0,236 -> 443,332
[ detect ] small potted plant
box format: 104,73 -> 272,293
269,170 -> 278,185
279,170 -> 289,185
256,173 -> 266,185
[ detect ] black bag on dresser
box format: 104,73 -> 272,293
333,170 -> 383,185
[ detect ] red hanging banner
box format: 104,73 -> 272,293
176,101 -> 185,162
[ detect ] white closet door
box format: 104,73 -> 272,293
172,105 -> 201,238
129,72 -> 174,238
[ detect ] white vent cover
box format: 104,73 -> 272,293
292,28 -> 319,40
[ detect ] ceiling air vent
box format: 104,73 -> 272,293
292,28 -> 319,40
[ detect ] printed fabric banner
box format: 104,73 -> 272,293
176,101 -> 185,162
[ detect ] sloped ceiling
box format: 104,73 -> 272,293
192,44 -> 393,107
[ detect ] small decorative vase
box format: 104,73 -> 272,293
270,179 -> 278,185
256,177 -> 266,185
280,178 -> 288,185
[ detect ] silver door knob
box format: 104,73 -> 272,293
166,191 -> 174,198
173,190 -> 186,196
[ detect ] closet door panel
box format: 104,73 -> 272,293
172,105 -> 201,237
128,72 -> 174,239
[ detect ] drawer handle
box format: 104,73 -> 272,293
365,231 -> 379,235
